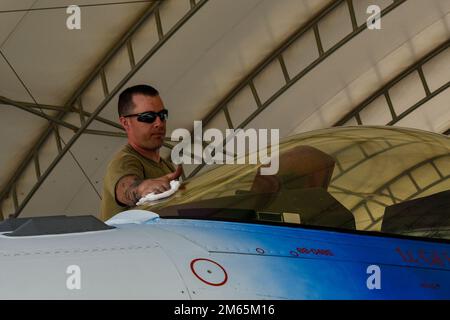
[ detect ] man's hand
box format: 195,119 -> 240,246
136,165 -> 183,196
116,165 -> 183,206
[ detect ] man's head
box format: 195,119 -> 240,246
118,85 -> 167,151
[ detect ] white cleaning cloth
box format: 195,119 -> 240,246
136,180 -> 180,205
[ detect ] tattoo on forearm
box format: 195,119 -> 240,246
124,177 -> 142,205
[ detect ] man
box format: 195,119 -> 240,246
101,85 -> 182,221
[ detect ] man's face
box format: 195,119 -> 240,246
121,94 -> 166,151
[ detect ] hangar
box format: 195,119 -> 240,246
1,0 -> 448,220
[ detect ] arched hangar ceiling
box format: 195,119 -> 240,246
0,0 -> 449,220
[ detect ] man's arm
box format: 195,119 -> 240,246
115,175 -> 142,206
115,166 -> 183,206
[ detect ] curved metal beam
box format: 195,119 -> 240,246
188,0 -> 407,178
334,39 -> 450,126
0,96 -> 124,131
0,96 -> 78,131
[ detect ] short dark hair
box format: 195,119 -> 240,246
118,84 -> 159,116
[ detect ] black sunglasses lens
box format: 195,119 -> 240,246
137,113 -> 157,123
137,110 -> 168,123
160,110 -> 168,120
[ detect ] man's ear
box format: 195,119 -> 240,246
119,116 -> 129,131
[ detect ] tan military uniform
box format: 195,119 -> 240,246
101,144 -> 174,221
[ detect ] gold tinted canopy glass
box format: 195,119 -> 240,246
140,126 -> 450,240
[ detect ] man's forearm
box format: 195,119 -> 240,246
116,170 -> 178,207
116,175 -> 143,206
125,177 -> 142,205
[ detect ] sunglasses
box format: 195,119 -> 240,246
122,109 -> 168,123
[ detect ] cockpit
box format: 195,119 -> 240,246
138,127 -> 450,241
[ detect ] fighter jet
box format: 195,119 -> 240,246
1,126 -> 449,299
